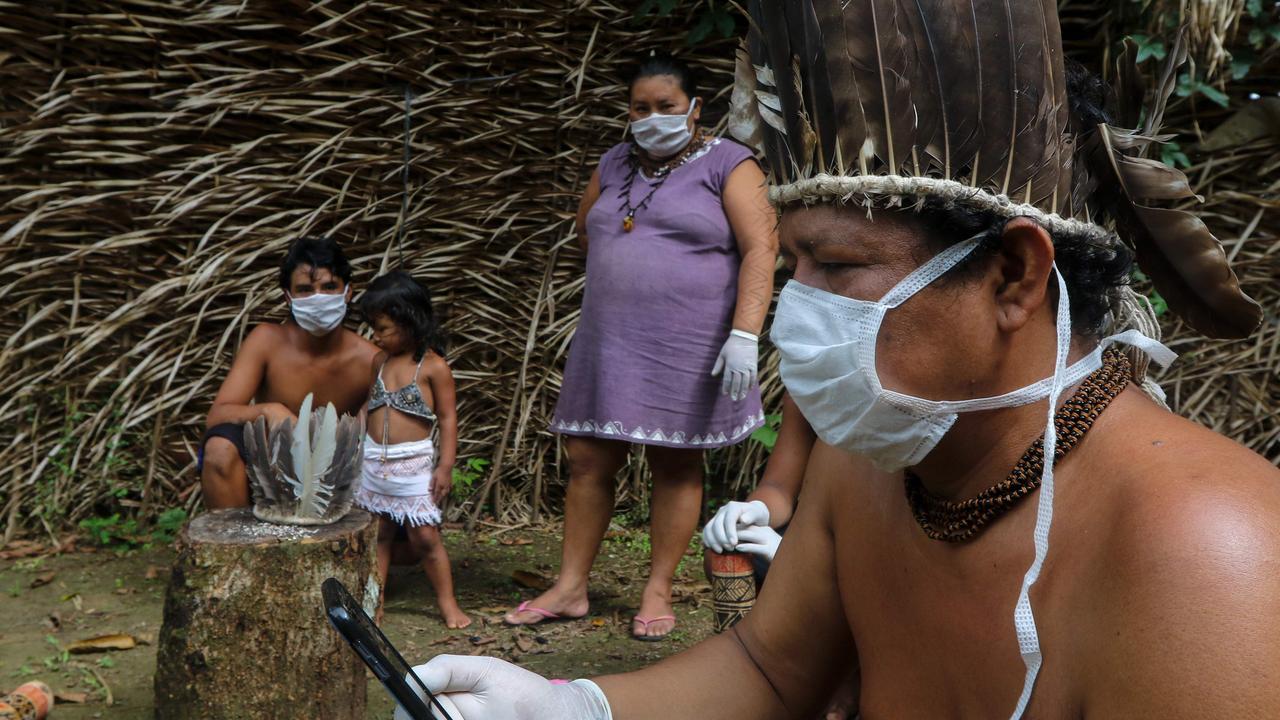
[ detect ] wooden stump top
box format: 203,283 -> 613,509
187,508 -> 373,546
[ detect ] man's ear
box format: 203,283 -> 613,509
993,216 -> 1056,333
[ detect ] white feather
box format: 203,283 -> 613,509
301,402 -> 339,516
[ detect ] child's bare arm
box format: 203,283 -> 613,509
426,355 -> 458,502
747,392 -> 816,527
207,326 -> 293,427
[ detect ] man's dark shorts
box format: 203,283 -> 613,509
196,423 -> 249,472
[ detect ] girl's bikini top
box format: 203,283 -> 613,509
368,356 -> 436,422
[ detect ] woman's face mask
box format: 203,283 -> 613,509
629,75 -> 699,158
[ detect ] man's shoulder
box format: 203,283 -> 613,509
1073,398 -> 1280,711
1098,397 -> 1280,572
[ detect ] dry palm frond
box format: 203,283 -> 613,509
0,1 -> 1274,539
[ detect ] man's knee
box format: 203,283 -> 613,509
202,437 -> 243,480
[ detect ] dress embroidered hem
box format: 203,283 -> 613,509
551,410 -> 764,449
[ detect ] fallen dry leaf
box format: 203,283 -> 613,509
468,635 -> 497,647
30,571 -> 57,588
144,565 -> 160,580
515,635 -> 534,653
499,537 -> 532,546
590,618 -> 607,628
68,634 -> 137,654
511,570 -> 551,591
55,691 -> 90,704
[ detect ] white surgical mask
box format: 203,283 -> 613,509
290,291 -> 347,336
771,236 -> 1175,718
630,99 -> 697,158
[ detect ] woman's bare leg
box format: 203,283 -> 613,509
633,444 -> 704,638
505,436 -> 629,624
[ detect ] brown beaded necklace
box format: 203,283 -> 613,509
904,348 -> 1132,543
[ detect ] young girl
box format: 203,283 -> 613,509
356,270 -> 470,629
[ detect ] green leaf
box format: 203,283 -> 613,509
687,14 -> 714,45
1249,27 -> 1267,48
1149,291 -> 1168,317
714,9 -> 737,38
1130,34 -> 1167,63
1246,0 -> 1263,16
1197,83 -> 1231,108
1160,141 -> 1191,169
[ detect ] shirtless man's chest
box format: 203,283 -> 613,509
828,452 -> 1111,719
258,333 -> 372,416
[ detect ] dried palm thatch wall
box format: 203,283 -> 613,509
0,1 -> 1275,538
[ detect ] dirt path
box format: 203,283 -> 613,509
0,525 -> 715,718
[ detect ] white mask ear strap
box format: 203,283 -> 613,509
880,238 -> 982,309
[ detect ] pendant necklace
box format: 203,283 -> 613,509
620,132 -> 707,233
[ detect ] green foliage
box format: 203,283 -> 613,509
1128,34 -> 1166,63
1160,140 -> 1191,169
749,413 -> 783,453
78,507 -> 188,550
1131,270 -> 1168,317
1176,72 -> 1231,108
636,0 -> 740,46
451,457 -> 490,500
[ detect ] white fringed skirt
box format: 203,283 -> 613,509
354,436 -> 443,528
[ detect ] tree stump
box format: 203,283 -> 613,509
154,508 -> 380,720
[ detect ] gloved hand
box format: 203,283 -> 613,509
711,330 -> 759,401
394,655 -> 613,720
734,524 -> 782,563
702,500 -> 770,553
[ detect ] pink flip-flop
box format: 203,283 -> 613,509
632,614 -> 677,642
504,601 -> 571,626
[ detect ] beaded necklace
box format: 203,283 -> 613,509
618,131 -> 709,232
904,348 -> 1132,542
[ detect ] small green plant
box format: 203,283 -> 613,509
79,507 -> 188,550
1128,33 -> 1166,63
1160,140 -> 1191,169
151,508 -> 188,544
750,413 -> 783,453
97,656 -> 116,669
1176,72 -> 1230,108
452,458 -> 490,500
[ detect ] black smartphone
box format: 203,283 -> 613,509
321,577 -> 454,720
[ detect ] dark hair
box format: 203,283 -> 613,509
359,270 -> 446,361
628,52 -> 698,99
914,60 -> 1131,337
278,236 -> 352,291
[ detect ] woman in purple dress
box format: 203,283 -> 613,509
506,55 -> 778,640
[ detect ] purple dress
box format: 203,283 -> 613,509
552,139 -> 765,448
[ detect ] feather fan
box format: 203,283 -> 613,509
244,393 -> 364,525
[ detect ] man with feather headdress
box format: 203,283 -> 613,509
394,2 -> 1280,718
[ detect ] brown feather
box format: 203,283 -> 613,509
1091,125 -> 1261,338
810,0 -> 869,174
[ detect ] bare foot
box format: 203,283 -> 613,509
632,583 -> 676,640
440,602 -> 472,630
503,582 -> 589,625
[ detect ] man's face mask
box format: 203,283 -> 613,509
289,289 -> 348,336
771,237 -> 1174,471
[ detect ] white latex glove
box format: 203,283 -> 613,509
395,655 -> 612,720
734,524 -> 782,563
702,499 -> 770,553
711,329 -> 759,401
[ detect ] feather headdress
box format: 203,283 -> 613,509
243,393 -> 364,525
733,0 -> 1260,340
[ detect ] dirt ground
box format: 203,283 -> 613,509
0,524 -> 716,719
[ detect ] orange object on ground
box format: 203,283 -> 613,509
0,681 -> 54,720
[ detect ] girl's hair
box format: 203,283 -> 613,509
628,52 -> 697,99
359,270 -> 447,361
